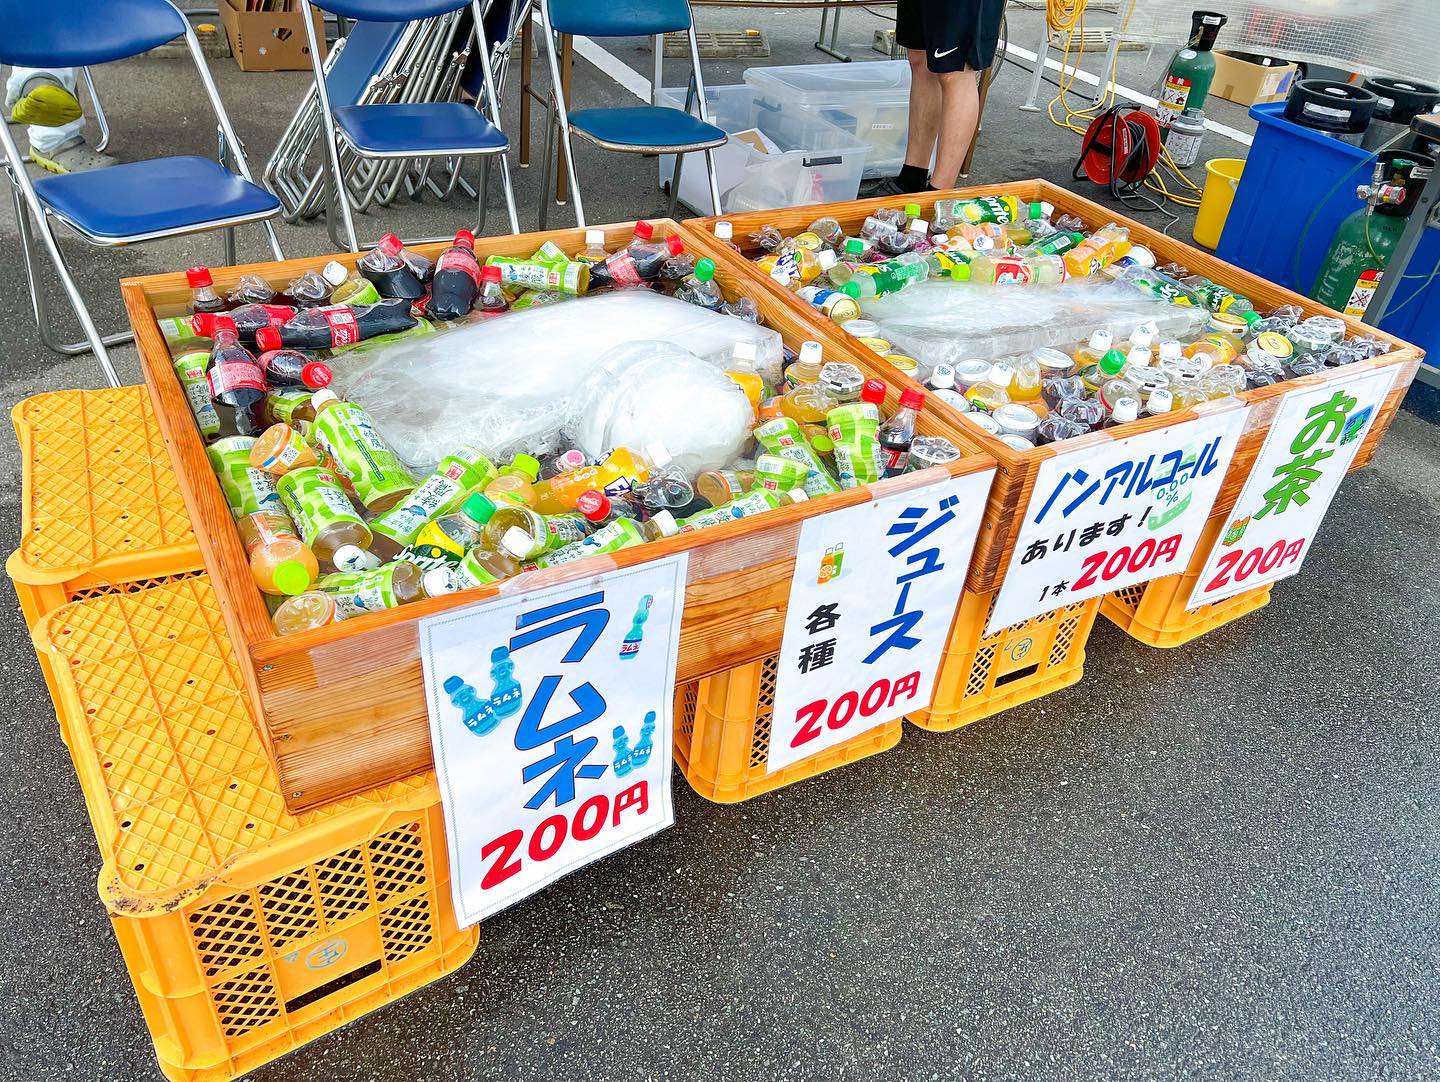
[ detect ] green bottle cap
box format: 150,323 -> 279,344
811,433 -> 835,454
273,561 -> 312,597
842,281 -> 860,299
695,258 -> 715,281
1240,309 -> 1262,327
463,491 -> 498,523
844,238 -> 865,256
509,453 -> 541,481
904,203 -> 922,219
1099,349 -> 1128,376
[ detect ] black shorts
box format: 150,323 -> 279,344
895,0 -> 1004,73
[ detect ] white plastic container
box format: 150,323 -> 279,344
744,61 -> 913,179
656,83 -> 871,215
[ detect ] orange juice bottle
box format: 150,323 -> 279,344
1007,354 -> 1043,405
485,454 -> 541,506
532,444 -> 671,514
1064,224 -> 1130,277
237,509 -> 319,595
250,423 -> 321,477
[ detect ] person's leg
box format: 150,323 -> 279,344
929,67 -> 981,189
6,67 -> 85,154
900,48 -> 940,191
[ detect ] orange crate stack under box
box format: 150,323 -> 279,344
1100,507 -> 1272,648
674,655 -> 904,803
33,575 -> 475,1082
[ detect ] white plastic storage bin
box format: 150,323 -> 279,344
744,61 -> 912,179
656,83 -> 870,215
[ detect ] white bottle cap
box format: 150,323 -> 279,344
930,363 -> 956,390
1147,388 -> 1174,414
585,228 -> 606,246
816,249 -> 837,272
321,260 -> 349,287
908,218 -> 930,234
1088,329 -> 1113,351
785,489 -> 809,503
1039,201 -> 1055,218
1112,397 -> 1140,424
1126,347 -> 1153,368
1130,328 -> 1155,350
332,544 -> 373,572
422,567 -> 457,597
644,441 -> 672,468
799,340 -> 823,367
648,510 -> 679,537
500,526 -> 536,559
1159,340 -> 1184,360
715,221 -> 733,241
936,388 -> 972,412
990,361 -> 1016,384
732,340 -> 757,363
310,389 -> 339,408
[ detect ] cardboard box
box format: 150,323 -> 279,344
218,0 -> 327,72
1210,50 -> 1299,107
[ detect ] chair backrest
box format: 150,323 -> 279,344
325,19 -> 413,106
306,0 -> 469,21
0,0 -> 188,67
546,0 -> 692,38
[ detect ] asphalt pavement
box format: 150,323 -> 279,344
1,9 -> 1438,1080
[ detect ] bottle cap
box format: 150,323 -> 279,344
332,544 -> 372,571
585,228 -> 606,246
254,325 -> 280,352
799,340 -> 823,367
811,433 -> 835,454
481,264 -> 502,282
212,315 -> 238,336
509,453 -> 541,481
695,258 -> 716,282
714,221 -> 733,241
648,510 -> 679,537
844,237 -> 865,256
186,267 -> 214,288
1130,326 -> 1155,349
1088,329 -> 1114,352
576,490 -> 611,521
665,234 -> 685,256
422,567 -> 457,598
377,232 -> 403,254
301,361 -> 333,389
1147,388 -> 1174,414
899,388 -> 926,410
908,218 -> 930,234
841,281 -> 860,299
861,378 -> 887,405
930,363 -> 956,389
1038,201 -> 1056,219
1099,349 -> 1128,376
310,388 -> 340,408
990,361 -> 1016,384
321,260 -> 349,288
1159,340 -> 1184,360
1126,346 -> 1153,368
1112,397 -> 1140,424
556,449 -> 587,471
633,220 -> 654,241
462,491 -> 498,523
1240,309 -> 1262,327
272,560 -> 312,596
191,312 -> 216,337
454,228 -> 476,247
785,490 -> 809,503
816,249 -> 837,272
499,526 -> 535,559
644,441 -> 672,468
904,203 -> 922,218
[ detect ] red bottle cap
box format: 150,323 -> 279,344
480,264 -> 502,282
454,229 -> 476,248
186,267 -> 213,288
301,361 -> 333,389
211,315 -> 237,336
861,378 -> 888,405
633,220 -> 654,241
377,232 -> 403,254
254,326 -> 281,352
190,312 -> 215,337
899,388 -> 926,410
665,234 -> 685,256
576,490 -> 611,521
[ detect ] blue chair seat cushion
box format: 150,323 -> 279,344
567,107 -> 726,150
333,103 -> 508,154
34,156 -> 280,240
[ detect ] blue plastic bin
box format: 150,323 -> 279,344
1216,102 -> 1438,357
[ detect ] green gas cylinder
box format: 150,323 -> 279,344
1157,11 -> 1227,141
1311,154 -> 1432,318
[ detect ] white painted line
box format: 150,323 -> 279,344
530,12 -> 653,102
1004,41 -> 1254,147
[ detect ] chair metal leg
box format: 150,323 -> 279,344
477,156 -> 490,235
223,228 -> 237,267
496,151 -> 520,234
81,68 -> 110,154
702,147 -> 722,217
667,151 -> 685,218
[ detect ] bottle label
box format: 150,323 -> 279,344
312,402 -> 416,508
316,305 -> 361,347
316,565 -> 397,618
543,514 -> 591,548
258,429 -> 310,472
175,354 -> 221,439
207,437 -> 282,518
533,519 -> 640,567
277,469 -> 365,546
606,253 -> 643,287
991,259 -> 1034,285
265,389 -> 312,426
881,443 -> 910,474
208,359 -> 266,397
436,248 -> 481,285
410,518 -> 474,564
531,240 -> 569,266
456,550 -> 504,586
371,451 -> 494,548
678,490 -> 776,532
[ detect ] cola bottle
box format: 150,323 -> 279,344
358,232 -> 425,300
205,316 -> 266,435
429,229 -> 482,321
253,298 -> 418,350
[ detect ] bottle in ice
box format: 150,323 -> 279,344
532,444 -> 672,514
238,510 -> 319,595
316,559 -> 439,617
272,591 -> 340,635
357,232 -> 426,299
187,266 -> 231,314
275,464 -> 376,571
878,388 -> 924,476
205,316 -> 266,436
424,229 -> 482,320
254,298 -> 418,351
409,491 -> 500,565
250,423 -> 323,477
486,454 -> 542,506
676,258 -> 726,310
371,450 -> 497,561
308,389 -> 417,511
257,347 -> 332,390
321,260 -> 381,307
476,264 -> 508,315
588,223 -> 684,288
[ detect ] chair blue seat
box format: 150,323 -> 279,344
567,106 -> 725,150
333,102 -> 508,155
34,155 -> 281,240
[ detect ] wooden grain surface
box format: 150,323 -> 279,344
680,180 -> 1424,589
123,219 -> 996,810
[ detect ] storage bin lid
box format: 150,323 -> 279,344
744,61 -> 911,107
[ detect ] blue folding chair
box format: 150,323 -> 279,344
0,0 -> 284,387
538,0 -> 724,228
298,0 -> 520,250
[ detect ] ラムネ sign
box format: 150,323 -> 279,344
767,466 -> 995,772
988,405 -> 1249,635
1187,367 -> 1401,607
420,556 -> 686,925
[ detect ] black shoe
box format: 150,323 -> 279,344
860,175 -> 908,199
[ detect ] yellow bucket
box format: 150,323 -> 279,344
1193,157 -> 1244,249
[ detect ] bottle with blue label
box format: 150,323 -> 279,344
612,725 -> 634,777
442,674 -> 498,736
489,646 -> 523,718
619,595 -> 653,660
630,712 -> 656,769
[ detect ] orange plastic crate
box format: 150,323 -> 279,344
907,589 -> 1099,732
673,655 -> 904,803
1100,509 -> 1272,648
33,576 -> 475,1082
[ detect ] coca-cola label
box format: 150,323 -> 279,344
607,253 -> 642,286
208,359 -> 266,397
435,248 -> 481,285
317,306 -> 361,347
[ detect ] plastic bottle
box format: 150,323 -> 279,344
575,229 -> 609,264
409,492 -> 499,566
524,516 -> 672,569
969,252 -> 1066,285
286,269 -> 332,308
1073,329 -> 1114,372
677,258 -> 726,311
1064,224 -> 1131,278
238,510 -> 318,595
175,352 -> 223,442
753,418 -> 839,497
532,445 -> 671,514
588,224 -> 683,288
356,232 -> 425,299
205,316 -> 266,436
370,449 -> 498,561
275,465 -> 375,571
427,229 -> 482,320
228,273 -> 278,306
877,388 -> 924,475
484,501 -> 592,561
187,305 -> 295,347
485,454 -> 542,507
785,341 -> 826,387
1029,230 -> 1085,257
436,542 -> 521,592
1081,348 -> 1130,395
694,469 -> 754,508
321,260 -> 381,307
260,389 -> 318,429
250,423 -> 322,477
187,267 -> 231,314
316,560 -> 435,617
307,389 -> 416,511
1007,354 -> 1044,405
272,591 -> 340,635
1146,388 -> 1175,415
257,348 -> 332,390
673,487 -> 806,533
819,362 -> 865,403
254,299 -> 417,351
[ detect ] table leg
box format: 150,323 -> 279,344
519,16 -> 532,167
815,2 -> 852,62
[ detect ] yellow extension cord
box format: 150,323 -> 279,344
1043,0 -> 1204,210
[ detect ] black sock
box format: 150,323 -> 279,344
897,164 -> 929,193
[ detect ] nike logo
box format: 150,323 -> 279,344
933,46 -> 958,58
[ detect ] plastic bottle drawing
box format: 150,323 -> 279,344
619,595 -> 653,660
443,674 -> 499,736
489,646 -> 523,718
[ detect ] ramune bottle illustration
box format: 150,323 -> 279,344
630,712 -> 656,769
619,594 -> 653,660
442,674 -> 498,736
489,646 -> 523,717
612,725 -> 634,777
